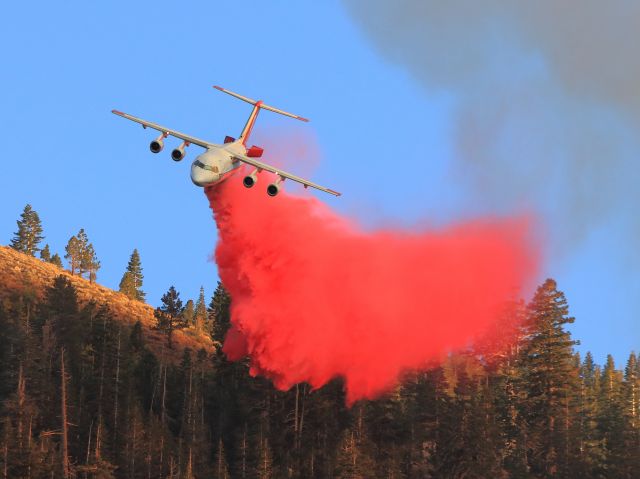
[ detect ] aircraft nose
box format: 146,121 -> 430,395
190,161 -> 219,187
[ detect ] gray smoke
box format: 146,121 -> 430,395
342,0 -> 640,258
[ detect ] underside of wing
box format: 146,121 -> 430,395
232,154 -> 341,197
112,110 -> 213,149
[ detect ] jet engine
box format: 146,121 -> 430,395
149,134 -> 165,153
267,177 -> 284,197
243,170 -> 258,188
171,142 -> 188,161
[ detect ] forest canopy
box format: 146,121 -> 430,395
0,274 -> 638,478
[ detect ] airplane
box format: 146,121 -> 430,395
112,86 -> 341,197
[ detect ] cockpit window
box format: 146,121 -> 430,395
194,160 -> 219,173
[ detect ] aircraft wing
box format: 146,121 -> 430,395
232,154 -> 341,197
111,110 -> 212,148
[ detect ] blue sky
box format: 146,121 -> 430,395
0,0 -> 635,366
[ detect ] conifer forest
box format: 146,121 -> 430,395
1,206 -> 639,478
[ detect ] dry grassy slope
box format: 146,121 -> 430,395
0,245 -> 214,362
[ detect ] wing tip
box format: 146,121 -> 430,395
111,109 -> 124,116
328,189 -> 341,197
298,116 -> 310,123
213,85 -> 224,91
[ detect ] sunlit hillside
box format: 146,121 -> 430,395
0,245 -> 213,362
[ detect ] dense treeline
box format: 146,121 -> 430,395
0,275 -> 638,478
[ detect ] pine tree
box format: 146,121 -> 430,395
519,278 -> 579,477
38,276 -> 86,376
10,204 -> 44,256
621,352 -> 640,475
334,426 -> 376,479
485,306 -> 530,477
183,300 -> 195,328
129,320 -> 145,352
84,242 -> 100,283
64,229 -> 100,280
118,272 -> 136,299
40,244 -> 51,262
214,438 -> 230,479
194,287 -> 207,335
119,249 -> 145,301
623,353 -> 639,429
364,384 -> 410,478
257,438 -> 274,479
575,351 -> 604,477
208,282 -> 231,346
154,286 -> 184,349
76,229 -> 90,277
60,348 -> 71,479
40,275 -> 80,330
0,365 -> 44,478
75,229 -> 100,281
443,360 -> 503,478
50,253 -> 63,268
596,355 -> 626,477
64,235 -> 81,275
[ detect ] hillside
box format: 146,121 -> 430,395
1,244 -> 639,477
0,244 -> 214,361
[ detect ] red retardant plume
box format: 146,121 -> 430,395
206,176 -> 538,405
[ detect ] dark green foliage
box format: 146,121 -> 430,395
118,271 -> 136,298
622,352 -> 640,475
77,228 -> 100,281
183,299 -> 195,328
194,286 -> 207,335
209,281 -> 231,346
50,252 -> 63,268
119,249 -> 145,301
64,228 -> 100,281
10,204 -> 44,256
76,228 -> 90,276
575,351 -> 604,476
64,234 -> 81,275
334,405 -> 377,479
154,286 -> 184,349
129,320 -> 145,352
516,279 -> 579,477
596,355 -> 626,477
84,242 -> 101,283
0,276 -> 638,478
39,243 -> 51,261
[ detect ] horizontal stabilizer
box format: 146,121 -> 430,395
213,85 -> 309,122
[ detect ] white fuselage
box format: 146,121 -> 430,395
114,85 -> 339,196
190,142 -> 245,187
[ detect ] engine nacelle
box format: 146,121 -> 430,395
267,177 -> 284,197
243,171 -> 258,188
149,138 -> 164,153
171,142 -> 187,162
